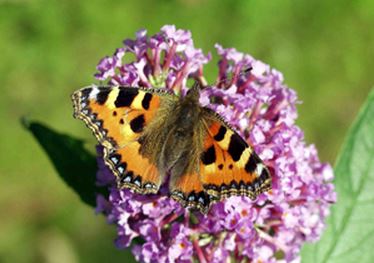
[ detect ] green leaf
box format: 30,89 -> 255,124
23,119 -> 107,207
302,88 -> 374,263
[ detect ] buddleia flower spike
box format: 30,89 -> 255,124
87,25 -> 336,262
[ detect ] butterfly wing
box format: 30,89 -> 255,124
169,108 -> 271,213
170,172 -> 212,213
104,141 -> 160,194
72,85 -> 176,193
200,108 -> 272,201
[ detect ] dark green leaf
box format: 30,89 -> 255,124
23,119 -> 107,207
302,88 -> 374,263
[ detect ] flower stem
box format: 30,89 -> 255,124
193,239 -> 207,263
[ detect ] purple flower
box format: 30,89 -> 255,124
93,25 -> 336,262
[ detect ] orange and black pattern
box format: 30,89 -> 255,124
72,86 -> 172,194
200,113 -> 271,201
72,85 -> 271,213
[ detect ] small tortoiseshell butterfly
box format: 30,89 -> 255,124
72,82 -> 271,213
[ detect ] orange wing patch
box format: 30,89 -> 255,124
200,117 -> 272,201
72,86 -> 162,149
104,141 -> 160,194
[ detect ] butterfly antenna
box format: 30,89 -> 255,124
187,65 -> 252,97
216,66 -> 253,87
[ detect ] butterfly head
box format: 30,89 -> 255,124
167,81 -> 203,141
183,81 -> 202,103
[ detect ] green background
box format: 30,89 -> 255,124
0,0 -> 373,262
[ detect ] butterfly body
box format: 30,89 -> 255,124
72,83 -> 271,213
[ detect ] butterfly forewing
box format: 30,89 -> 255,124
200,109 -> 272,201
72,86 -> 166,148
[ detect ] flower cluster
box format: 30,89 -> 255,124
95,25 -> 336,263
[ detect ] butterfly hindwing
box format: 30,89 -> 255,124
104,141 -> 160,194
170,172 -> 212,213
200,109 -> 272,201
72,85 -> 175,193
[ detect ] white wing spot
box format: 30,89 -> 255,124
110,156 -> 119,164
89,87 -> 100,100
256,163 -> 264,177
118,166 -> 124,174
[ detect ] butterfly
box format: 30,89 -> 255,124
72,82 -> 271,213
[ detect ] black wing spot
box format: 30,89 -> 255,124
201,145 -> 216,165
230,180 -> 238,188
130,114 -> 145,133
245,153 -> 261,173
115,88 -> 138,107
218,164 -> 224,170
260,167 -> 270,182
81,88 -> 92,100
96,89 -> 110,105
214,126 -> 227,141
142,93 -> 152,110
228,133 -> 247,161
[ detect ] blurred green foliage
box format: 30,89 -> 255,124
302,88 -> 374,262
0,0 -> 373,262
